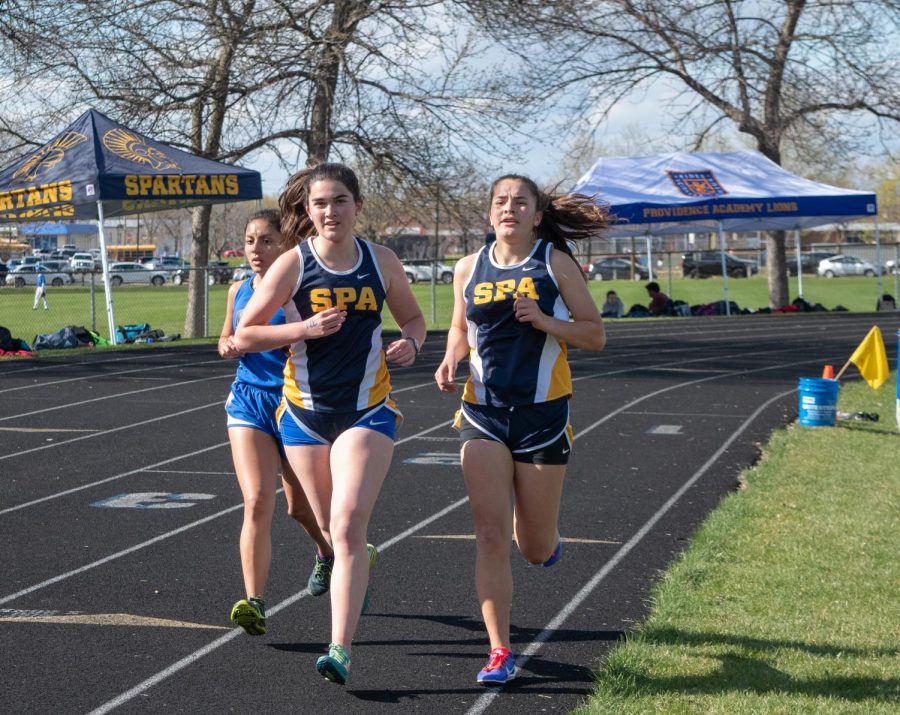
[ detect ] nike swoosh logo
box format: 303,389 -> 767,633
357,273 -> 370,279
561,448 -> 570,454
522,267 -> 536,271
369,420 -> 386,426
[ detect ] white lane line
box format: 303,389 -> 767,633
79,358 -> 809,713
0,373 -> 230,422
0,402 -> 225,464
0,440 -> 229,516
464,387 -> 797,715
0,357 -> 225,395
0,420 -> 453,605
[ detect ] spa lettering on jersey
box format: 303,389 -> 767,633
472,277 -> 539,305
309,286 -> 378,312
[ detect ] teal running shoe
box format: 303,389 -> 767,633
308,553 -> 334,597
316,643 -> 351,684
230,596 -> 266,636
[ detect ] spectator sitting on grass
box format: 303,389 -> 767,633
601,289 -> 625,318
645,281 -> 672,316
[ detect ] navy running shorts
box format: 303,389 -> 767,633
456,397 -> 572,465
279,400 -> 401,446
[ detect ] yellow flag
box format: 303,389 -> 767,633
848,326 -> 888,389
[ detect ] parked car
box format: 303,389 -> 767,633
816,255 -> 879,278
107,262 -> 169,286
5,263 -> 74,287
172,261 -> 232,286
884,258 -> 898,275
0,260 -> 7,282
682,251 -> 758,278
37,259 -> 73,274
232,264 -> 253,282
223,248 -> 244,258
784,252 -> 838,276
145,256 -> 190,272
586,257 -> 650,281
401,260 -> 454,284
70,253 -> 96,272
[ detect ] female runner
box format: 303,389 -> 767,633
434,175 -> 607,685
234,164 -> 426,684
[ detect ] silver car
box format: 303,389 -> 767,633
107,262 -> 169,286
401,260 -> 454,284
816,255 -> 879,278
5,263 -> 74,287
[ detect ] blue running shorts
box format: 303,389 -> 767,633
279,400 -> 401,446
456,397 -> 572,465
226,382 -> 283,439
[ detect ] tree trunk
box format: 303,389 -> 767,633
184,204 -> 212,337
765,230 -> 789,308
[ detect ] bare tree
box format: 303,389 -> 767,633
465,0 -> 900,307
0,0 -> 529,335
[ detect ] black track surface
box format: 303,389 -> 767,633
1,313 -> 897,714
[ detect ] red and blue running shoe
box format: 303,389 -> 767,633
476,647 -> 517,686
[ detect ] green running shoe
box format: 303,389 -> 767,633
230,596 -> 266,636
308,553 -> 334,597
316,643 -> 351,684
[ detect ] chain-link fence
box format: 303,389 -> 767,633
1,267 -> 232,348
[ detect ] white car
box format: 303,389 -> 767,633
107,262 -> 169,286
401,260 -> 454,284
5,263 -> 74,287
816,255 -> 879,278
70,252 -> 96,272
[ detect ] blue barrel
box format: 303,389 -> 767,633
798,377 -> 839,427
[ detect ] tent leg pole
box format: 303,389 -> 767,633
795,229 -> 803,298
96,201 -> 118,345
718,222 -> 730,316
875,216 -> 882,298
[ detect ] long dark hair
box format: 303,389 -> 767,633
279,163 -> 362,246
489,174 -> 609,266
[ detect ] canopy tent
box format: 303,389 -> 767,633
571,150 -> 880,312
0,108 -> 262,342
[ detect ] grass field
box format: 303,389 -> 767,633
576,377 -> 900,715
0,274 -> 896,346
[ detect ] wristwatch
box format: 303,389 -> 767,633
405,336 -> 421,355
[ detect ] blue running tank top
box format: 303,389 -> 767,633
282,237 -> 391,412
233,277 -> 288,390
462,239 -> 572,407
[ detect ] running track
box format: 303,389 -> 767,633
1,312 -> 897,714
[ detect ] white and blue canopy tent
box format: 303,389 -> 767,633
571,150 -> 880,313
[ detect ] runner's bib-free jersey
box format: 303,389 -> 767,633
462,239 -> 571,407
232,276 -> 287,390
282,238 -> 391,412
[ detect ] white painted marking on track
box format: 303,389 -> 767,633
90,493 -> 216,509
464,387 -> 797,715
0,441 -> 229,516
403,452 -> 460,465
647,425 -> 683,435
0,426 -> 96,432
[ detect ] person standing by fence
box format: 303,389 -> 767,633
33,268 -> 48,310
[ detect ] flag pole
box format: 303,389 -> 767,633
833,358 -> 852,381
96,200 -> 118,345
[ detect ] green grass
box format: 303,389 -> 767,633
0,274 -> 894,347
575,377 -> 900,715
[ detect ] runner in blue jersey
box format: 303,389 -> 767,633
435,175 -> 608,685
218,209 -> 331,637
234,164 -> 426,685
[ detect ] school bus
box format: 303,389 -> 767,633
105,244 -> 157,262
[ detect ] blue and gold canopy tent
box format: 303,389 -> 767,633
0,109 -> 262,342
571,150 -> 880,311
